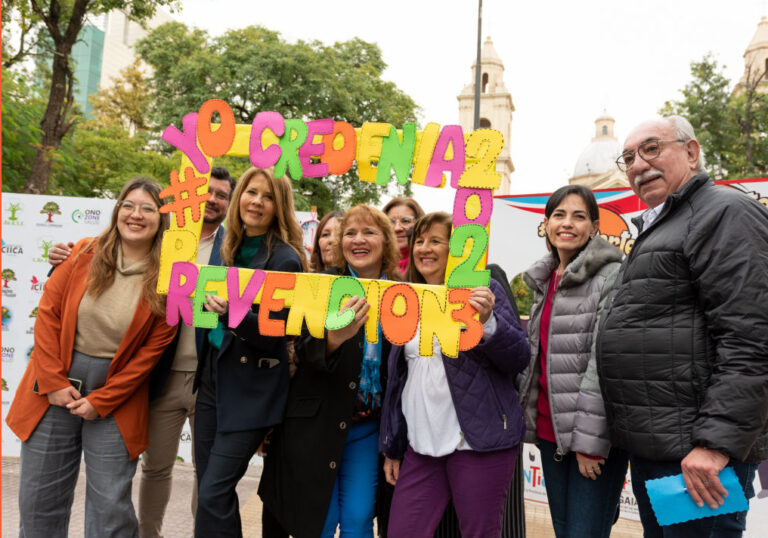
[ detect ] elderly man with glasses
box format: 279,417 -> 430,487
594,116 -> 768,537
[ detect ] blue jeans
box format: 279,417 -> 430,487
538,439 -> 629,538
321,420 -> 379,538
629,455 -> 757,538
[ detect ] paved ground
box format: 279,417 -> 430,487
2,456 -> 642,537
2,456 -> 264,537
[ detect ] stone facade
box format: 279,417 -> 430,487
458,37 -> 515,195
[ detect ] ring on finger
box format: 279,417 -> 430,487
702,479 -> 709,486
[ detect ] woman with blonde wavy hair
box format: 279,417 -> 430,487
260,204 -> 401,537
194,167 -> 306,537
7,177 -> 177,538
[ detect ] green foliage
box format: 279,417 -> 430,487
659,53 -> 767,178
511,273 -> 534,318
90,59 -> 152,132
50,121 -> 176,196
2,64 -> 175,197
1,66 -> 45,191
137,23 -> 421,213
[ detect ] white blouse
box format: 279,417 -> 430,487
401,314 -> 497,457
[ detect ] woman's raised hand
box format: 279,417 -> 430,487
204,294 -> 229,316
469,286 -> 495,324
326,296 -> 370,355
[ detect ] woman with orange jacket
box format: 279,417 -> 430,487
6,177 -> 177,538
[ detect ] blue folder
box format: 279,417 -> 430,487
645,467 -> 749,526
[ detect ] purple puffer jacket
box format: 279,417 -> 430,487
379,279 -> 530,460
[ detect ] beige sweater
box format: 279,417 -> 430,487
73,248 -> 146,358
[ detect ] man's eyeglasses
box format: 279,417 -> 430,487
389,216 -> 415,227
208,188 -> 231,201
118,201 -> 158,216
616,139 -> 686,172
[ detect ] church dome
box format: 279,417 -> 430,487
572,110 -> 621,178
573,139 -> 621,177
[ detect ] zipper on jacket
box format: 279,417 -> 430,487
503,414 -> 507,430
545,290 -> 567,455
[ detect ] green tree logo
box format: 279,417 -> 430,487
1,378 -> 8,392
7,202 -> 22,221
39,239 -> 53,259
2,306 -> 11,323
41,201 -> 61,223
2,269 -> 17,288
30,307 -> 39,318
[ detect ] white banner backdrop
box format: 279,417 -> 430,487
493,178 -> 768,532
2,193 -> 117,457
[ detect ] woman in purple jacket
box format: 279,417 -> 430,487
379,212 -> 530,538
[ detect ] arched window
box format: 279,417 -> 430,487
602,125 -> 608,136
482,73 -> 489,93
479,118 -> 491,128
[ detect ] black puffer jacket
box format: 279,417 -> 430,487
597,173 -> 768,463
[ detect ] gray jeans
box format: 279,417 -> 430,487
19,351 -> 138,538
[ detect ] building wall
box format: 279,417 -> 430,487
99,8 -> 175,90
71,25 -> 105,117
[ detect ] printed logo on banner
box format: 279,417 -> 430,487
1,346 -> 14,363
2,268 -> 18,297
27,306 -> 38,335
4,200 -> 24,226
1,378 -> 8,392
30,275 -> 45,294
1,239 -> 24,257
72,208 -> 102,225
33,237 -> 55,263
2,306 -> 11,331
37,201 -> 63,227
26,346 -> 34,362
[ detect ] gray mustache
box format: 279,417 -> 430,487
637,171 -> 663,184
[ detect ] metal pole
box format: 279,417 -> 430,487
473,0 -> 483,129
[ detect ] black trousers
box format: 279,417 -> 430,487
194,351 -> 268,538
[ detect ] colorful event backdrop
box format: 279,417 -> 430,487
2,180 -> 767,530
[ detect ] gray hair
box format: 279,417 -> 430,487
664,115 -> 706,172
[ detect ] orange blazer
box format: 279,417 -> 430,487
6,238 -> 176,460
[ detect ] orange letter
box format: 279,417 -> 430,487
259,272 -> 297,336
448,288 -> 482,351
380,283 -> 419,345
197,99 -> 236,157
320,121 -> 357,175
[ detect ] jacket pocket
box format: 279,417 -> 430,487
284,398 -> 321,418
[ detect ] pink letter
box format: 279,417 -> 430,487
250,112 -> 285,168
166,262 -> 199,326
162,113 -> 209,174
425,125 -> 465,188
452,187 -> 493,227
299,118 -> 333,177
227,268 -> 266,328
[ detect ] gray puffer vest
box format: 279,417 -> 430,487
518,236 -> 621,457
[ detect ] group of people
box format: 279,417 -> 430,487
6,115 -> 768,538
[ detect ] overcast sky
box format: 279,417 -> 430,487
174,0 -> 764,211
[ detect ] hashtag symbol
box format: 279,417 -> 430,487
160,167 -> 211,228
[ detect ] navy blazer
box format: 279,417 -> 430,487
148,226 -> 227,400
194,236 -> 303,432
